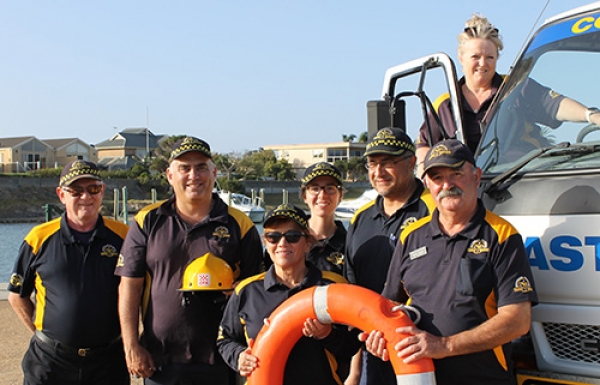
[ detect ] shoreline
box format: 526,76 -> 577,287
0,283 -> 8,301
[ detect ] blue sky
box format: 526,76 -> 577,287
0,0 -> 589,154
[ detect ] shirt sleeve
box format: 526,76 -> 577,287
417,99 -> 458,148
114,218 -> 148,278
7,240 -> 36,297
492,232 -> 538,307
343,222 -> 357,284
519,78 -> 565,128
238,225 -> 264,280
217,291 -> 247,372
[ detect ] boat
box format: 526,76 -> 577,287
334,189 -> 378,219
217,190 -> 266,223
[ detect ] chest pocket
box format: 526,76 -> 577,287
456,256 -> 493,296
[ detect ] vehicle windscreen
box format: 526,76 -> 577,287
477,13 -> 600,175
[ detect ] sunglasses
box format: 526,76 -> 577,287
62,184 -> 103,197
264,231 -> 306,244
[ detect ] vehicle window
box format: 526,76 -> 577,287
478,29 -> 600,174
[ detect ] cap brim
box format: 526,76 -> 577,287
364,148 -> 410,157
422,160 -> 466,178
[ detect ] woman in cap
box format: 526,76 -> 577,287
300,162 -> 346,276
217,204 -> 360,385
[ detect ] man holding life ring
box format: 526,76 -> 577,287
364,139 -> 537,385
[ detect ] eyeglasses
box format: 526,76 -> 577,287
305,185 -> 341,195
62,184 -> 103,197
264,231 -> 306,244
364,155 -> 411,171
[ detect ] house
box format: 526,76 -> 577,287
0,136 -> 53,173
42,138 -> 98,167
0,136 -> 97,173
263,141 -> 367,178
95,128 -> 166,170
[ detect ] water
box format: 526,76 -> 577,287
0,223 -> 35,282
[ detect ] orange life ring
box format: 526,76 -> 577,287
247,283 -> 436,385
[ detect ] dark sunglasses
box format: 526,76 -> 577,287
62,184 -> 103,197
264,231 -> 306,244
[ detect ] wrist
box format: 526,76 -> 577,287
586,107 -> 600,123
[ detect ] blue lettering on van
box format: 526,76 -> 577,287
525,236 -> 600,272
585,236 -> 600,271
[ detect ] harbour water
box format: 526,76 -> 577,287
0,223 -> 35,281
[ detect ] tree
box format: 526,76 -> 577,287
358,131 -> 369,143
149,135 -> 186,174
265,158 -> 295,181
213,152 -> 242,180
333,159 -> 348,180
347,156 -> 367,181
342,134 -> 357,143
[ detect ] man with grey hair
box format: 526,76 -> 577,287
364,139 -> 537,385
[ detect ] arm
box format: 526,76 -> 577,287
555,97 -> 589,123
345,350 -> 363,385
7,292 -> 35,334
416,147 -> 430,180
118,276 -> 155,378
365,301 -> 531,363
217,291 -> 252,374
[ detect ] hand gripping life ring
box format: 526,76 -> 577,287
247,283 -> 436,385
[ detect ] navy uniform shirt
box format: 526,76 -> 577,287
115,193 -> 263,366
344,180 -> 436,293
8,214 -> 129,347
306,220 -> 346,276
383,201 -> 538,385
217,263 -> 361,385
417,73 -> 504,153
417,74 -> 565,155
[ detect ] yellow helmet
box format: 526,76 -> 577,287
179,252 -> 234,291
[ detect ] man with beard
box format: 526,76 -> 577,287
344,127 -> 435,385
363,139 -> 537,385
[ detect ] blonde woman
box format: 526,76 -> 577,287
416,14 -> 503,171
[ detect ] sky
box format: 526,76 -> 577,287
0,0 -> 593,154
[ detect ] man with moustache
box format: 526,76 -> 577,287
115,136 -> 263,385
363,139 -> 537,385
344,127 -> 435,385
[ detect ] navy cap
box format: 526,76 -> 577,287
263,204 -> 308,230
422,139 -> 476,177
59,160 -> 102,187
170,136 -> 212,161
301,162 -> 343,187
364,127 -> 415,157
